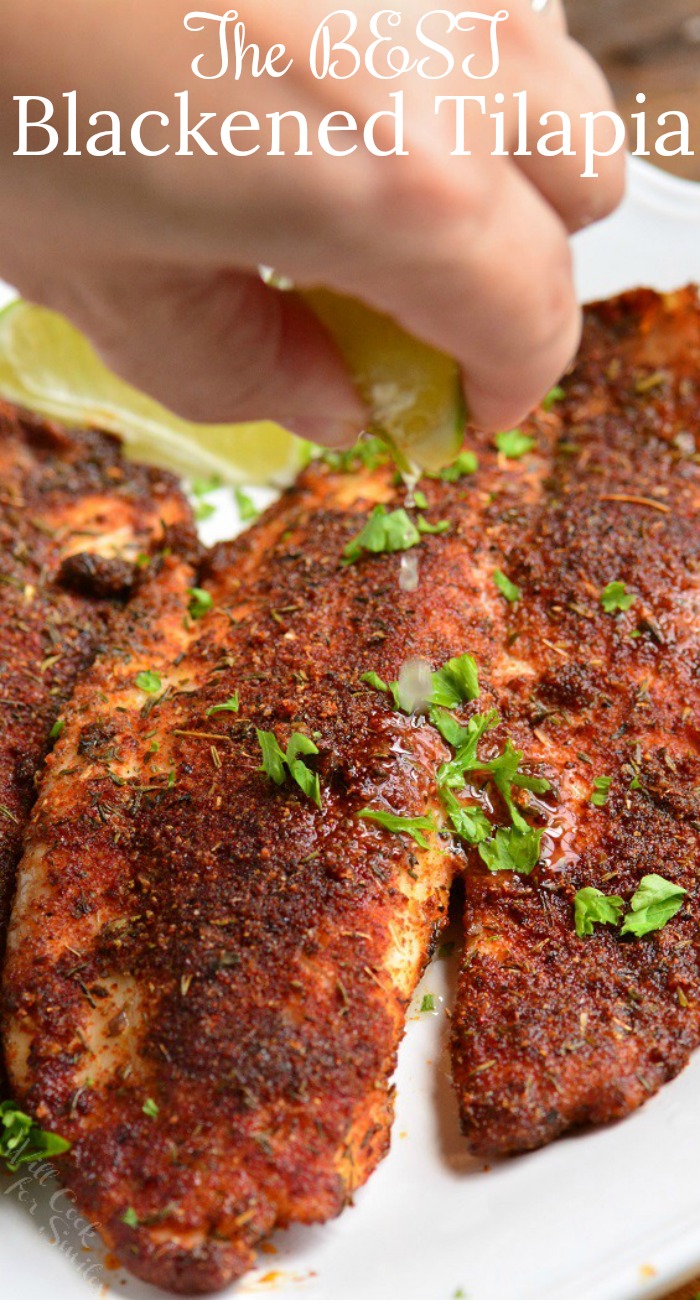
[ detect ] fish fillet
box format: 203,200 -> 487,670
451,288 -> 700,1156
0,401 -> 195,986
3,289 -> 700,1293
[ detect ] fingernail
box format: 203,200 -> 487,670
285,417 -> 365,450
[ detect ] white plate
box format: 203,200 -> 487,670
3,157 -> 700,1300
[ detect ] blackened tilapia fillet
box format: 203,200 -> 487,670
4,290 -> 700,1294
451,289 -> 700,1156
0,402 -> 195,956
2,423 -> 546,1292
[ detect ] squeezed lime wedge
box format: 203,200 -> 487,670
0,300 -> 309,486
303,288 -> 466,472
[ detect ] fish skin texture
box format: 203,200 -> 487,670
3,289 -> 700,1291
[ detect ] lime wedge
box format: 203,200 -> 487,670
0,300 -> 309,486
303,288 -> 466,473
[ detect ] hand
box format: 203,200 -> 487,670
0,0 -> 624,446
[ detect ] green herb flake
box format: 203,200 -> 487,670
436,710 -> 500,788
256,731 -> 288,786
440,787 -> 492,845
360,671 -> 389,695
134,552 -> 151,569
574,887 -> 625,938
188,587 -> 213,621
343,506 -> 421,563
591,776 -> 613,807
542,386 -> 566,412
620,874 -> 687,938
420,993 -> 437,1013
495,430 -> 536,460
136,670 -> 162,695
206,693 -> 240,716
49,718 -> 65,742
256,731 -> 322,809
478,826 -> 543,876
0,1101 -> 70,1172
417,515 -> 451,536
413,489 -> 429,510
600,581 -> 636,614
430,654 -> 480,708
192,475 -> 222,498
194,501 -> 216,523
143,1098 -> 159,1119
321,434 -> 389,474
122,1206 -> 139,1228
358,808 -> 437,849
493,569 -> 522,603
440,451 -> 479,481
234,487 -> 260,523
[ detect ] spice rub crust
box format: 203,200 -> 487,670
451,288 -> 700,1156
0,402 -> 195,959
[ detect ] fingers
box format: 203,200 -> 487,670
49,264 -> 367,447
503,17 -> 627,232
312,154 -> 581,433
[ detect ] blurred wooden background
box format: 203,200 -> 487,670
566,0 -> 700,179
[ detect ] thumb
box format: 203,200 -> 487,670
45,263 -> 368,449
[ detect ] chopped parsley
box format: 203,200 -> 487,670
493,569 -> 521,603
478,826 -> 542,875
344,506 -> 421,563
122,1206 -> 139,1228
49,717 -> 65,741
360,671 -> 391,695
256,730 -> 322,809
436,710 -> 500,788
440,787 -> 491,845
600,581 -> 635,614
591,776 -> 612,807
482,739 -> 550,834
420,993 -> 437,1013
430,654 -> 480,708
361,653 -> 479,714
206,693 -> 240,716
191,475 -> 222,521
136,670 -> 161,695
344,505 -> 451,564
234,488 -> 259,523
417,516 -> 451,536
358,808 -> 437,849
192,475 -> 222,498
573,874 -> 687,940
362,652 -> 548,877
620,874 -> 687,938
574,887 -> 625,938
187,587 -> 213,620
495,429 -> 536,460
440,451 -> 479,481
143,1098 -> 159,1119
321,434 -> 389,474
542,385 -> 566,411
413,489 -> 429,510
0,1101 -> 70,1172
